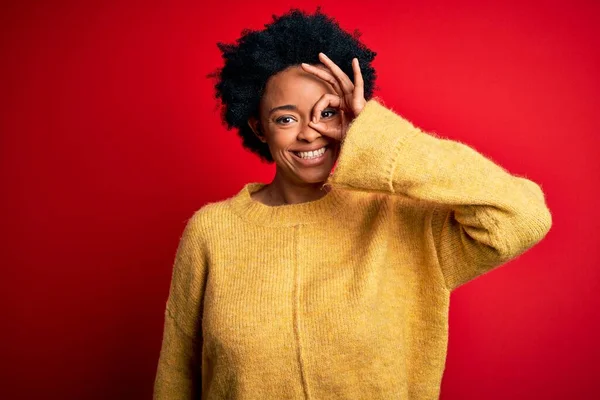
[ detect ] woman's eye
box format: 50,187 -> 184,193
276,110 -> 336,125
276,116 -> 295,125
321,109 -> 338,118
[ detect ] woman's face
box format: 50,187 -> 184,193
248,65 -> 342,185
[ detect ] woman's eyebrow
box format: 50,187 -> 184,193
269,104 -> 298,115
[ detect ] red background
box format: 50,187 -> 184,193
2,0 -> 599,398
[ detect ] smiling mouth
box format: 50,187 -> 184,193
291,145 -> 328,159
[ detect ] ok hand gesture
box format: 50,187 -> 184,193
301,53 -> 366,142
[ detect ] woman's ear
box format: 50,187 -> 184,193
248,117 -> 267,143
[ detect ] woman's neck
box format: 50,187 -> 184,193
252,173 -> 331,206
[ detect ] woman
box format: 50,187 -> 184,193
153,8 -> 552,400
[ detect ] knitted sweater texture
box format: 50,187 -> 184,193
153,99 -> 552,399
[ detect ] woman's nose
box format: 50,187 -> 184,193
297,121 -> 322,141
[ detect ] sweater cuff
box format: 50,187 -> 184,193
326,98 -> 421,193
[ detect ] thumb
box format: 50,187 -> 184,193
308,120 -> 328,133
309,120 -> 344,142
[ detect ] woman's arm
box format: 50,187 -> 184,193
326,98 -> 553,291
154,210 -> 208,399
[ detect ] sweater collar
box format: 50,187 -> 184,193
229,182 -> 348,227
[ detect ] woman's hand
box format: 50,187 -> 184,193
301,52 -> 366,142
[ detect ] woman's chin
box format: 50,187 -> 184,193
300,158 -> 336,180
296,169 -> 332,184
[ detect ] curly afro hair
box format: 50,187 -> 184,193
208,7 -> 378,164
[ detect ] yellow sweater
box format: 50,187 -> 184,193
153,99 -> 552,399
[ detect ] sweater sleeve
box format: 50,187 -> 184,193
153,210 -> 207,399
326,98 -> 552,292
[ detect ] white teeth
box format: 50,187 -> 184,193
297,147 -> 326,159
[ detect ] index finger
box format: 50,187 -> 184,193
312,93 -> 341,123
318,53 -> 354,93
300,63 -> 343,97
